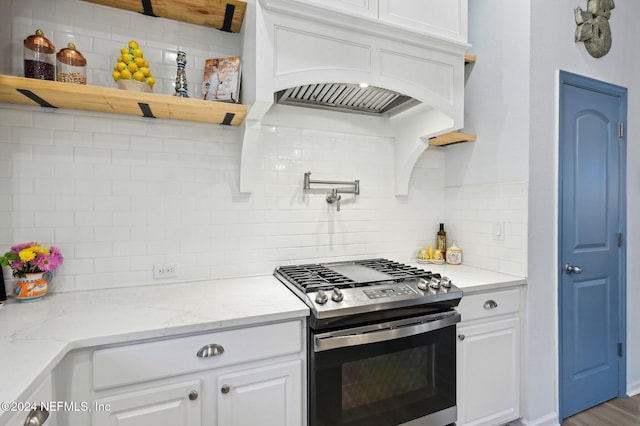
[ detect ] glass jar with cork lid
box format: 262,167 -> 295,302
56,43 -> 87,84
23,29 -> 56,80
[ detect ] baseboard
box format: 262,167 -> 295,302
627,380 -> 640,397
517,412 -> 560,426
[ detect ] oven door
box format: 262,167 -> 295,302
310,310 -> 460,426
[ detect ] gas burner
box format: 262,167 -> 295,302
275,258 -> 434,293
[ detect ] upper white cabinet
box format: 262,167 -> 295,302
286,0 -> 467,43
378,0 -> 467,42
295,0 -> 379,18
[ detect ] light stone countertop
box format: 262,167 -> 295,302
411,263 -> 527,293
0,264 -> 526,421
0,275 -> 309,421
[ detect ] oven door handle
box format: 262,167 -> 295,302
314,312 -> 461,352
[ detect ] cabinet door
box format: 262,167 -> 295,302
92,380 -> 201,426
289,0 -> 378,18
4,374 -> 55,426
378,0 -> 467,42
457,317 -> 520,426
217,360 -> 303,426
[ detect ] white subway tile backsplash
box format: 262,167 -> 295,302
0,0 -> 528,292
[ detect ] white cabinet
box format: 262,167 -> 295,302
217,360 -> 303,426
4,374 -> 56,426
456,288 -> 521,426
92,380 -> 202,426
288,0 -> 467,42
55,319 -> 306,426
378,0 -> 467,42
296,0 -> 378,18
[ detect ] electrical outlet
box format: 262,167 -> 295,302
154,263 -> 179,279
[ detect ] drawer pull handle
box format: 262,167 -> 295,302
197,343 -> 225,358
458,334 -> 465,341
24,404 -> 49,425
188,390 -> 199,401
221,384 -> 230,394
483,300 -> 498,309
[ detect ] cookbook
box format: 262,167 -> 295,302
202,56 -> 241,103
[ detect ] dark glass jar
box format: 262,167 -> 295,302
23,29 -> 56,80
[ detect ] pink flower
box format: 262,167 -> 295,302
10,242 -> 37,254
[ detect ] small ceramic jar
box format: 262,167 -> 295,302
446,243 -> 462,265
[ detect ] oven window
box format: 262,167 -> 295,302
342,346 -> 435,423
311,325 -> 456,426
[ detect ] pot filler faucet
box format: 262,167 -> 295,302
304,172 -> 360,211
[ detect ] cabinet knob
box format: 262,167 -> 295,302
188,390 -> 199,401
458,334 -> 465,341
483,299 -> 498,309
196,343 -> 224,358
24,404 -> 50,425
221,384 -> 230,394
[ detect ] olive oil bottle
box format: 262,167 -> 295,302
437,223 -> 447,260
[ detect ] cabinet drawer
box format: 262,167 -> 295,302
457,288 -> 520,322
93,320 -> 303,390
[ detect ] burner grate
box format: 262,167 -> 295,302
276,264 -> 357,292
355,259 -> 432,280
275,259 -> 433,293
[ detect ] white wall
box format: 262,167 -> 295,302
526,0 -> 640,424
444,0 -> 530,278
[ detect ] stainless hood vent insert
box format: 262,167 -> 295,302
275,83 -> 416,115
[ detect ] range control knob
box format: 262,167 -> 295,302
429,277 -> 441,290
331,287 -> 344,302
315,290 -> 328,305
441,276 -> 452,288
417,278 -> 429,291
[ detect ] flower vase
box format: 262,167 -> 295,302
14,272 -> 50,302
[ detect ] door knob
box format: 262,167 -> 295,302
564,264 -> 583,274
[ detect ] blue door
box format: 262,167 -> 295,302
558,71 -> 627,420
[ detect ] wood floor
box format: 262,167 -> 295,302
562,394 -> 640,426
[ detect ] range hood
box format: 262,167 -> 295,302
275,83 -> 416,116
239,0 -> 470,195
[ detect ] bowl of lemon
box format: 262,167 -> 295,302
112,40 -> 155,92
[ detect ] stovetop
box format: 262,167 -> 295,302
275,258 -> 432,293
274,258 -> 463,329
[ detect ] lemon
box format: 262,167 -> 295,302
139,66 -> 151,77
122,53 -> 133,64
112,70 -> 121,81
143,60 -> 149,68
120,69 -> 132,80
133,71 -> 146,82
117,62 -> 127,71
127,62 -> 139,73
128,40 -> 139,49
134,57 -> 145,67
146,77 -> 155,87
133,49 -> 143,58
120,47 -> 129,55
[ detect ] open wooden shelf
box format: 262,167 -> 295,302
0,75 -> 247,126
82,0 -> 247,33
464,53 -> 476,64
429,131 -> 477,146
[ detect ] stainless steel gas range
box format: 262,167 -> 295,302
274,258 -> 463,426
